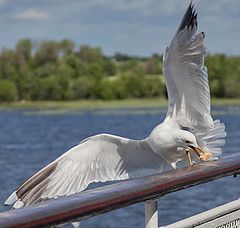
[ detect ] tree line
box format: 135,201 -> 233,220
0,39 -> 239,102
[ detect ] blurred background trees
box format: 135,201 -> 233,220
0,38 -> 239,102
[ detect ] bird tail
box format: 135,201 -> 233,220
201,119 -> 226,159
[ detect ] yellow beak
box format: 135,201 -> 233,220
188,145 -> 212,161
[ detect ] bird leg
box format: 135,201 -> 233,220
186,149 -> 194,166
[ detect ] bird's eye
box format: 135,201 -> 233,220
185,140 -> 191,144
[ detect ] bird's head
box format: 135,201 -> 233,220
175,130 -> 211,161
148,125 -> 212,163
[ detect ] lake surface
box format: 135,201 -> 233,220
0,106 -> 239,227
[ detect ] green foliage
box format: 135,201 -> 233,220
0,80 -> 17,101
119,60 -> 143,73
144,55 -> 162,75
97,77 -> 128,100
101,58 -> 116,76
72,77 -> 95,99
59,39 -> 75,56
97,79 -> 116,100
16,39 -> 32,62
114,52 -> 132,61
0,49 -> 18,80
15,70 -> 34,100
0,39 -> 239,101
38,75 -> 63,100
121,73 -> 145,98
34,63 -> 57,78
109,78 -> 128,99
206,54 -> 240,98
142,76 -> 164,97
62,54 -> 88,77
78,45 -> 103,62
34,41 -> 59,66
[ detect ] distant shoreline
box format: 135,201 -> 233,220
0,98 -> 240,110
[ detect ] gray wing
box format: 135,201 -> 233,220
5,134 -> 166,208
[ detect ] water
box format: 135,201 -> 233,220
0,106 -> 239,227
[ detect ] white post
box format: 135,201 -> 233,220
145,200 -> 158,228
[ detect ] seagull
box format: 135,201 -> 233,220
5,2 -> 226,209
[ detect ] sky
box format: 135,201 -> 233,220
0,0 -> 239,56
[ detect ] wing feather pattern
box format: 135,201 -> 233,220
163,2 -> 226,157
5,134 -> 165,208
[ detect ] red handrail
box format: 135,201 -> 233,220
0,153 -> 240,228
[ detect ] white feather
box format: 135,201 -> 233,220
4,192 -> 18,205
34,134 -> 165,201
163,4 -> 226,156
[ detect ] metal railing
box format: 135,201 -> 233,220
0,153 -> 239,228
165,198 -> 240,228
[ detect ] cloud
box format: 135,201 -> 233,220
0,0 -> 239,55
75,0 -> 186,17
13,9 -> 50,21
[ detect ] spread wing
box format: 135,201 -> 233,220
5,134 -> 166,208
163,2 -> 213,131
163,3 -> 226,157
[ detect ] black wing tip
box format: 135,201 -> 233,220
177,1 -> 198,33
